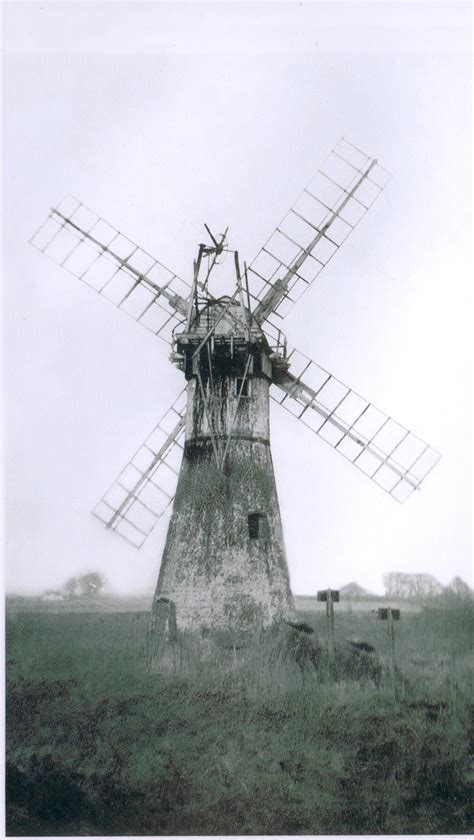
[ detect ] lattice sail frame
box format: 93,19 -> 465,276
29,195 -> 190,343
29,138 -> 441,552
272,348 -> 441,503
93,389 -> 188,547
248,138 -> 391,325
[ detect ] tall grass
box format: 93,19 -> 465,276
6,600 -> 473,835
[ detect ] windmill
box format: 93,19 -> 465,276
30,138 -> 441,665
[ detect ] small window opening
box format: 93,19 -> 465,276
235,377 -> 251,397
248,512 -> 266,539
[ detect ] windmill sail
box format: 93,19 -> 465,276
30,195 -> 191,343
93,388 -> 188,547
248,138 -> 391,325
272,347 -> 441,502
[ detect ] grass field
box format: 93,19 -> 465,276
6,597 -> 473,835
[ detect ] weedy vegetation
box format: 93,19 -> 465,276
6,598 -> 473,835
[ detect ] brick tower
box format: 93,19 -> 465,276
152,295 -> 295,639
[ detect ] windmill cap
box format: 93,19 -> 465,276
189,297 -> 262,338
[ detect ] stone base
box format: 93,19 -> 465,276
153,429 -> 295,633
148,614 -> 322,675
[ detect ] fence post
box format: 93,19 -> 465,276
326,589 -> 335,659
317,589 -> 340,675
387,608 -> 396,691
376,607 -> 400,695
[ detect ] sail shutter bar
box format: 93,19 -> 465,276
93,388 -> 188,548
246,138 -> 391,324
272,348 -> 441,503
30,195 -> 191,344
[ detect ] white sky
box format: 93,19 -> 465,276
3,1 -> 472,596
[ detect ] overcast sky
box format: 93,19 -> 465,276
3,1 -> 472,597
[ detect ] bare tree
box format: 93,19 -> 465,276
447,576 -> 472,598
383,571 -> 443,600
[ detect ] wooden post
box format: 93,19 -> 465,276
387,607 -> 396,691
317,589 -> 339,674
326,588 -> 335,660
376,607 -> 399,694
149,597 -> 179,673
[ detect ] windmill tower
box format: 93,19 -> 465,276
154,238 -> 295,634
30,138 -> 441,663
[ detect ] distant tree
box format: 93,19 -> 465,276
63,576 -> 80,598
383,572 -> 407,598
62,572 -> 106,599
383,571 -> 443,600
77,572 -> 106,598
410,574 -> 444,599
446,576 -> 472,598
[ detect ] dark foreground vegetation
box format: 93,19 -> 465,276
6,601 -> 473,835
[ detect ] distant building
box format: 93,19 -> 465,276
41,589 -> 64,602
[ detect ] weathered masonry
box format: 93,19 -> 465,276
153,298 -> 295,632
